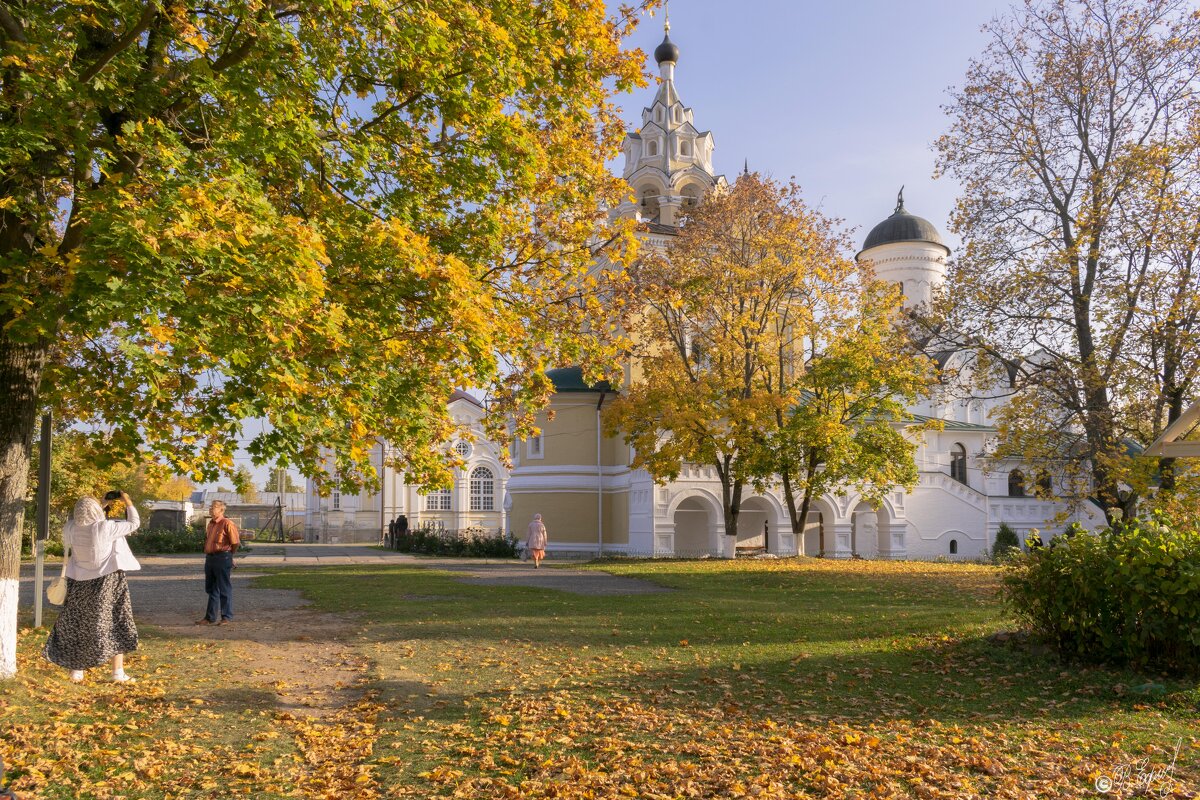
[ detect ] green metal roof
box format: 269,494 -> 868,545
546,366 -> 614,394
905,412 -> 996,432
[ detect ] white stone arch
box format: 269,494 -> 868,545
840,493 -> 906,560
939,348 -> 980,389
634,176 -> 666,221
677,180 -> 704,210
838,492 -> 901,521
804,496 -> 838,557
666,488 -> 723,558
735,493 -> 786,552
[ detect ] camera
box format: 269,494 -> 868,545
103,490 -> 122,501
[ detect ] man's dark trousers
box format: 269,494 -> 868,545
204,551 -> 235,622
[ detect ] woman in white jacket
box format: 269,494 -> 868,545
43,493 -> 141,683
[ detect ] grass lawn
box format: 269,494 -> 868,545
3,558 -> 1197,798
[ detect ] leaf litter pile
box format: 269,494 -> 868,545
2,558 -> 1198,798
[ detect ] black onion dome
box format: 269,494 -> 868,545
861,193 -> 949,254
654,33 -> 680,65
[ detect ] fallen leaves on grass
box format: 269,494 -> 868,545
404,691 -> 1196,799
0,628 -> 382,799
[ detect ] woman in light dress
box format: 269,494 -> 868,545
525,513 -> 548,568
43,494 -> 141,683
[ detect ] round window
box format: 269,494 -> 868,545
455,441 -> 472,458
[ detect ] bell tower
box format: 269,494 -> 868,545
614,18 -> 725,226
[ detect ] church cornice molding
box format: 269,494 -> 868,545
862,254 -> 947,267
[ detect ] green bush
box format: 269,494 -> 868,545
20,531 -> 63,559
23,526 -> 207,557
394,525 -> 517,558
128,527 -> 206,554
1001,514 -> 1200,672
992,522 -> 1021,561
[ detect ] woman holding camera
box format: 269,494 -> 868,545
44,492 -> 141,683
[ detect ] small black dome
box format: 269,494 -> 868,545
654,33 -> 679,65
861,194 -> 948,254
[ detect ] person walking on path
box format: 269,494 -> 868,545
525,513 -> 548,569
44,493 -> 141,683
197,500 -> 240,626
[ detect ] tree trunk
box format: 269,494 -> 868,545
0,331 -> 48,678
714,456 -> 744,555
781,467 -> 800,534
1158,366 -> 1185,494
781,449 -> 820,552
729,477 -> 743,545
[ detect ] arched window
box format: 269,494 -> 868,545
949,539 -> 958,555
469,466 -> 494,511
950,443 -> 968,485
680,139 -> 692,157
1008,470 -> 1026,497
1036,471 -> 1052,496
425,488 -> 451,511
647,140 -> 658,157
655,108 -> 663,123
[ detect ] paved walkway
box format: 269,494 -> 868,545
18,544 -> 669,618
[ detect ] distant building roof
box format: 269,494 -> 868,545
906,412 -> 996,432
189,489 -> 305,508
449,389 -> 484,408
546,366 -> 614,394
641,221 -> 679,236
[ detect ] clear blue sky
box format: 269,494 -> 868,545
616,0 -> 1009,249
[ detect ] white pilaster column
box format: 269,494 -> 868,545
829,522 -> 854,559
654,520 -> 675,558
454,470 -> 468,533
881,522 -> 908,559
658,197 -> 683,226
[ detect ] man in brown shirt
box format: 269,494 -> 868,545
197,500 -> 240,625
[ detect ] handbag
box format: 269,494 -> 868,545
46,532 -> 69,606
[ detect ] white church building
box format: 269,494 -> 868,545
308,24 -> 1104,556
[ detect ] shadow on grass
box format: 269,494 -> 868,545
255,563 -> 1200,730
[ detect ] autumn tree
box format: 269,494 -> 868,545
230,466 -> 259,503
263,465 -> 302,495
764,282 -> 935,551
0,1 -> 649,676
156,475 -> 196,502
934,0 -> 1200,524
605,174 -> 929,547
24,430 -> 193,542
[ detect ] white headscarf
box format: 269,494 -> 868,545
72,497 -> 105,527
63,496 -> 105,558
